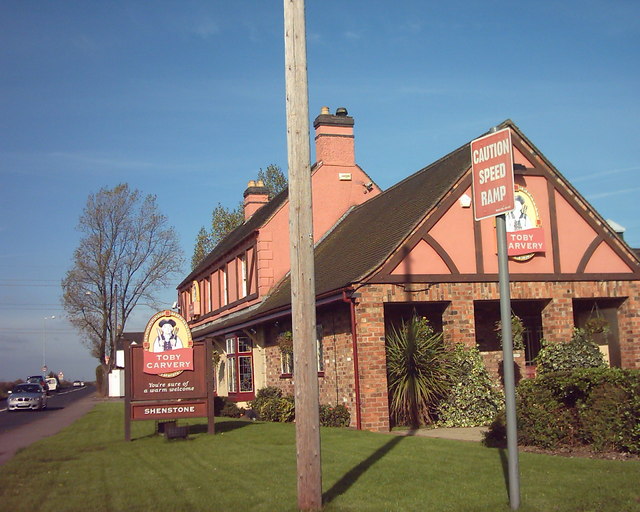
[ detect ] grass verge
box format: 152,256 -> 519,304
1,402 -> 638,511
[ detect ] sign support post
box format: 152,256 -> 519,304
496,213 -> 520,510
471,126 -> 520,510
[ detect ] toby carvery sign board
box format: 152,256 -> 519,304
128,310 -> 209,421
471,128 -> 515,221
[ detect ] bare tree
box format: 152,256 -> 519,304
62,184 -> 184,388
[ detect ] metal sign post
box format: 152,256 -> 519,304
496,213 -> 521,510
471,127 -> 520,510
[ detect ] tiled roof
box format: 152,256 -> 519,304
259,137 -> 473,312
191,137 -> 473,337
190,125 -> 502,337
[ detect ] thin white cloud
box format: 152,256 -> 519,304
397,85 -> 446,96
587,186 -> 640,200
344,30 -> 363,40
192,18 -> 220,39
572,166 -> 640,183
48,152 -> 154,170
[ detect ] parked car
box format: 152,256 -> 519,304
26,375 -> 49,392
45,377 -> 58,392
7,383 -> 48,411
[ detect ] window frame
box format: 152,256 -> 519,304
279,324 -> 324,377
225,334 -> 255,400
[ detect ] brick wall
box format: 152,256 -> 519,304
261,303 -> 359,428
256,278 -> 639,433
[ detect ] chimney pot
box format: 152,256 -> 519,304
243,180 -> 269,220
313,105 -> 355,166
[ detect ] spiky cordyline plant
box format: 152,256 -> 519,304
386,315 -> 455,427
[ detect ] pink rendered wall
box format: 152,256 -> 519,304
554,191 -> 597,273
428,189 -> 477,274
257,163 -> 381,292
391,239 -> 451,274
390,171 -> 633,279
585,242 -> 635,273
311,164 -> 380,241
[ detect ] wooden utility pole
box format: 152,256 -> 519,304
283,0 -> 322,510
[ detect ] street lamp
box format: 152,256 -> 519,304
42,315 -> 56,375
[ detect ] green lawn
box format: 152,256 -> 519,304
1,402 -> 638,512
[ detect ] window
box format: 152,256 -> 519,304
205,277 -> 211,313
281,351 -> 294,375
222,265 -> 228,306
316,324 -> 324,372
240,253 -> 248,298
226,335 -> 254,399
279,325 -> 324,376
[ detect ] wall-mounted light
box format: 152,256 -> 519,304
459,193 -> 472,208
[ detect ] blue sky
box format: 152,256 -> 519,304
1,1 -> 638,382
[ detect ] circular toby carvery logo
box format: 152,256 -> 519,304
143,310 -> 193,378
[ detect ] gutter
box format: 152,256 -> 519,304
342,290 -> 362,430
199,291 -> 347,338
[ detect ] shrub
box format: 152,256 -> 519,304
260,395 -> 295,423
214,396 -> 244,418
535,328 -> 606,375
248,387 -> 351,427
515,378 -> 578,448
249,386 -> 283,417
495,314 -> 525,351
579,373 -> 640,454
483,368 -> 640,454
386,315 -> 455,427
436,344 -> 504,427
319,404 -> 351,427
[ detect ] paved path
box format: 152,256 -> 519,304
390,426 -> 488,442
0,394 -> 98,466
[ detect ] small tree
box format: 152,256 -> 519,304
258,164 -> 288,199
191,165 -> 287,269
386,316 -> 455,427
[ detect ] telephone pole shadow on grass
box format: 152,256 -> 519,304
323,434 -> 406,505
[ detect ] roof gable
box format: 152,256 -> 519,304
192,120 -> 640,334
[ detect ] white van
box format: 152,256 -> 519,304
45,377 -> 58,392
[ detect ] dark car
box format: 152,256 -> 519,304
26,375 -> 49,392
7,383 -> 48,411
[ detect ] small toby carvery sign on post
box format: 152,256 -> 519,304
471,127 -> 515,221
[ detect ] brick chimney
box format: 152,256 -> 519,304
243,180 -> 269,220
313,106 -> 355,166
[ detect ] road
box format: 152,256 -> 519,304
0,384 -> 95,433
0,384 -> 98,465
